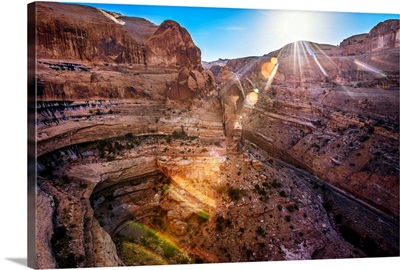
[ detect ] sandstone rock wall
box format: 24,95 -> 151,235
210,20 -> 399,218
35,2 -> 216,101
340,19 -> 400,55
146,20 -> 202,69
36,2 -> 155,64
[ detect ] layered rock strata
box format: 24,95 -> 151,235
208,19 -> 399,219
35,2 -> 215,101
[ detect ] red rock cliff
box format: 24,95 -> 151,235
34,2 -> 215,101
340,19 -> 400,55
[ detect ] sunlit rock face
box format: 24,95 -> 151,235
34,3 -> 399,269
206,19 -> 399,257
341,19 -> 400,55
146,20 -> 203,69
36,2 -> 156,63
35,2 -> 214,101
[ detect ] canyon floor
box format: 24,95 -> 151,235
35,93 -> 397,268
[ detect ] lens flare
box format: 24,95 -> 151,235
170,175 -> 217,208
354,59 -> 386,77
264,63 -> 279,91
245,88 -> 259,107
303,41 -> 328,77
209,147 -> 227,163
261,57 -> 278,79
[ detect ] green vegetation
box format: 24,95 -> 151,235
227,186 -> 241,201
196,209 -> 210,224
271,180 -> 282,189
120,221 -> 192,264
322,200 -> 333,211
162,184 -> 170,192
164,126 -> 191,143
256,226 -> 265,235
79,183 -> 88,189
215,215 -> 226,231
286,204 -> 299,213
95,134 -> 141,159
51,225 -> 84,268
359,134 -> 370,142
53,175 -> 72,188
262,181 -> 270,188
120,241 -> 168,266
255,183 -> 270,201
172,125 -> 188,140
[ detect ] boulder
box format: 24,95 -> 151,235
170,220 -> 188,236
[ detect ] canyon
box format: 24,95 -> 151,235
29,2 -> 399,269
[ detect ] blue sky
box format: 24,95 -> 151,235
77,2 -> 399,62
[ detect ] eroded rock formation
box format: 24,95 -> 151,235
341,19 -> 400,55
35,2 -> 214,101
146,20 -> 203,69
206,19 -> 399,258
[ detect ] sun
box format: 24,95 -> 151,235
262,10 -> 329,49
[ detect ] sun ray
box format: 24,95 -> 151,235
354,59 -> 386,77
234,57 -> 262,77
264,61 -> 279,92
298,41 -> 309,82
312,43 -> 338,67
303,41 -> 328,77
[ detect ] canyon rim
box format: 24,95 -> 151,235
27,1 -> 400,269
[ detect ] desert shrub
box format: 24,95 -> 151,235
366,126 -> 375,134
225,219 -> 233,228
256,226 -> 265,235
271,180 -> 282,189
79,183 -> 88,189
172,126 -> 188,139
51,225 -> 79,268
196,209 -> 210,224
279,190 -> 287,197
286,204 -> 299,213
359,135 -> 370,142
322,201 -> 333,211
227,186 -> 241,201
262,181 -> 270,188
124,133 -> 134,139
